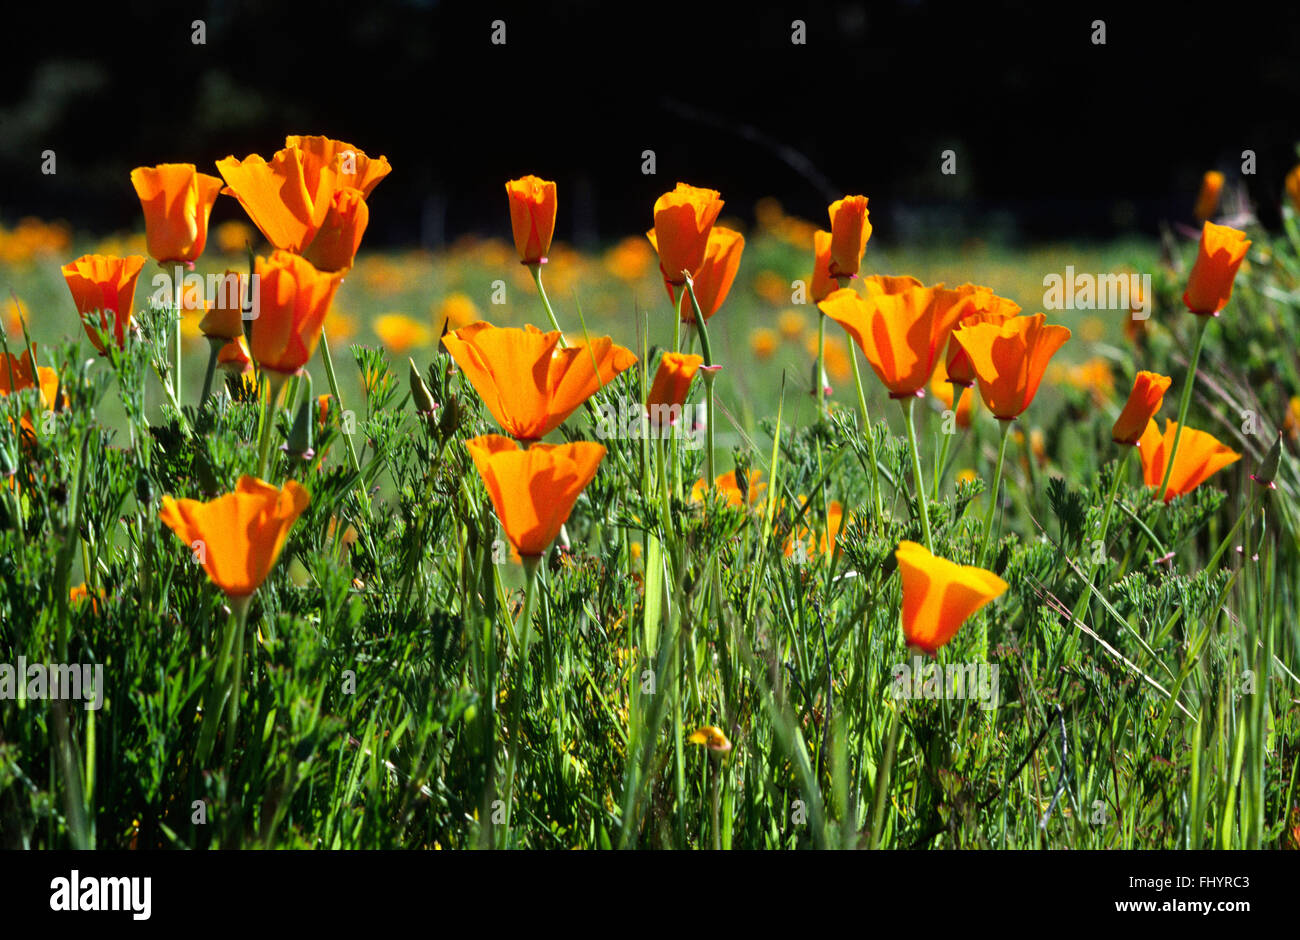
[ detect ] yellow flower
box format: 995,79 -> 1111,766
433,293 -> 481,339
373,313 -> 431,354
687,726 -> 732,752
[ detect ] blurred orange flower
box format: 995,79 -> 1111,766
1137,419 -> 1241,502
896,540 -> 1007,655
61,254 -> 147,352
1193,170 -> 1225,222
373,313 -> 431,353
750,327 -> 778,360
691,469 -> 765,508
952,313 -> 1071,420
130,163 -> 224,264
1183,221 -> 1250,316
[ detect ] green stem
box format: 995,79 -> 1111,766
901,396 -> 933,552
1068,447 -> 1133,629
198,337 -> 221,416
529,264 -> 565,342
319,329 -> 365,485
256,371 -> 287,480
815,312 -> 827,420
222,595 -> 251,771
683,279 -> 717,489
980,420 -> 1013,565
1158,315 -> 1211,502
869,707 -> 902,849
173,264 -> 184,401
501,555 -> 540,847
849,344 -> 883,527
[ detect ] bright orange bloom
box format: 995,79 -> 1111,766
130,163 -> 224,264
1137,420 -> 1241,502
198,270 -> 247,341
158,476 -> 310,598
285,135 -> 391,197
216,148 -> 335,254
506,175 -> 557,264
1194,170 -> 1225,222
895,540 -> 1007,655
249,251 -> 343,377
1183,221 -> 1250,316
61,254 -> 147,352
1112,371 -> 1172,445
216,336 -> 252,375
860,274 -> 924,297
650,183 -> 724,285
649,226 -> 744,321
690,469 -> 765,508
465,434 -> 605,557
303,187 -> 369,272
951,313 -> 1071,420
647,352 -> 704,415
827,195 -> 871,279
784,499 -> 845,559
810,230 -> 837,303
818,283 -> 965,399
944,288 -> 1021,387
442,322 -> 636,441
686,726 -> 732,753
0,352 -> 60,437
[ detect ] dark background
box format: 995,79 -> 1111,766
2,0 -> 1298,247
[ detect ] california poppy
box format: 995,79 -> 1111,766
1194,171 -> 1225,222
249,250 -> 343,377
783,499 -> 845,559
465,434 -> 605,557
159,476 -> 310,598
944,288 -> 1021,387
649,226 -> 744,321
649,183 -> 724,285
1183,222 -> 1250,316
442,321 -> 636,442
690,469 -> 765,508
61,254 -> 147,352
0,352 -> 60,437
647,351 -> 704,417
303,187 -> 369,272
216,336 -> 252,375
951,313 -> 1071,420
827,195 -> 871,279
895,540 -> 1007,655
818,283 -> 965,399
1136,420 -> 1241,502
285,135 -> 391,197
130,163 -> 224,264
506,175 -> 557,265
810,231 -> 837,303
216,148 -> 335,254
686,726 -> 732,753
1112,371 -> 1172,445
860,274 -> 924,297
198,270 -> 247,341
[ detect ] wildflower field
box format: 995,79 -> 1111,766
1,140 -> 1299,852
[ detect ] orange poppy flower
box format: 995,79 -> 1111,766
649,226 -> 744,321
506,175 -> 557,265
216,148 -> 336,254
198,270 -> 247,341
860,274 -> 924,297
159,476 -> 310,598
895,540 -> 1008,655
1183,221 -> 1250,316
303,187 -> 369,272
818,283 -> 964,399
249,251 -> 343,377
130,163 -> 224,264
827,195 -> 871,279
810,230 -> 837,304
1136,419 -> 1241,502
465,434 -> 606,557
783,499 -> 845,559
951,313 -> 1071,420
216,336 -> 252,375
647,351 -> 704,416
1194,170 -> 1224,222
0,352 -> 60,437
61,254 -> 147,352
284,135 -> 391,197
1112,371 -> 1172,445
442,322 -> 636,442
943,288 -> 1021,387
649,183 -> 724,285
690,469 -> 765,508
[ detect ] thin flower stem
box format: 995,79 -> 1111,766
902,396 -> 933,552
502,555 -> 540,847
529,264 -> 566,342
1068,446 -> 1133,629
849,345 -> 883,527
256,371 -> 286,480
222,595 -> 251,771
816,312 -> 827,420
980,420 -> 1014,566
869,706 -> 902,849
1158,314 -> 1211,501
198,337 -> 220,416
173,263 -> 184,401
683,279 -> 717,489
319,329 -> 365,484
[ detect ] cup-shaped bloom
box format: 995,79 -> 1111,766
442,322 -> 637,442
506,175 -> 557,264
647,352 -> 703,415
818,283 -> 966,398
1137,420 -> 1241,502
216,148 -> 336,254
1194,171 -> 1224,222
944,289 -> 1021,387
285,135 -> 391,197
130,163 -> 224,264
216,336 -> 252,375
895,540 -> 1008,655
465,434 -> 605,557
250,251 -> 343,377
1112,371 -> 1172,445
199,269 -> 248,341
1183,221 -> 1250,316
159,476 -> 309,598
810,230 -> 837,303
650,183 -> 724,285
827,195 -> 871,279
649,226 -> 744,320
303,187 -> 369,272
61,254 -> 147,352
951,313 -> 1071,420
